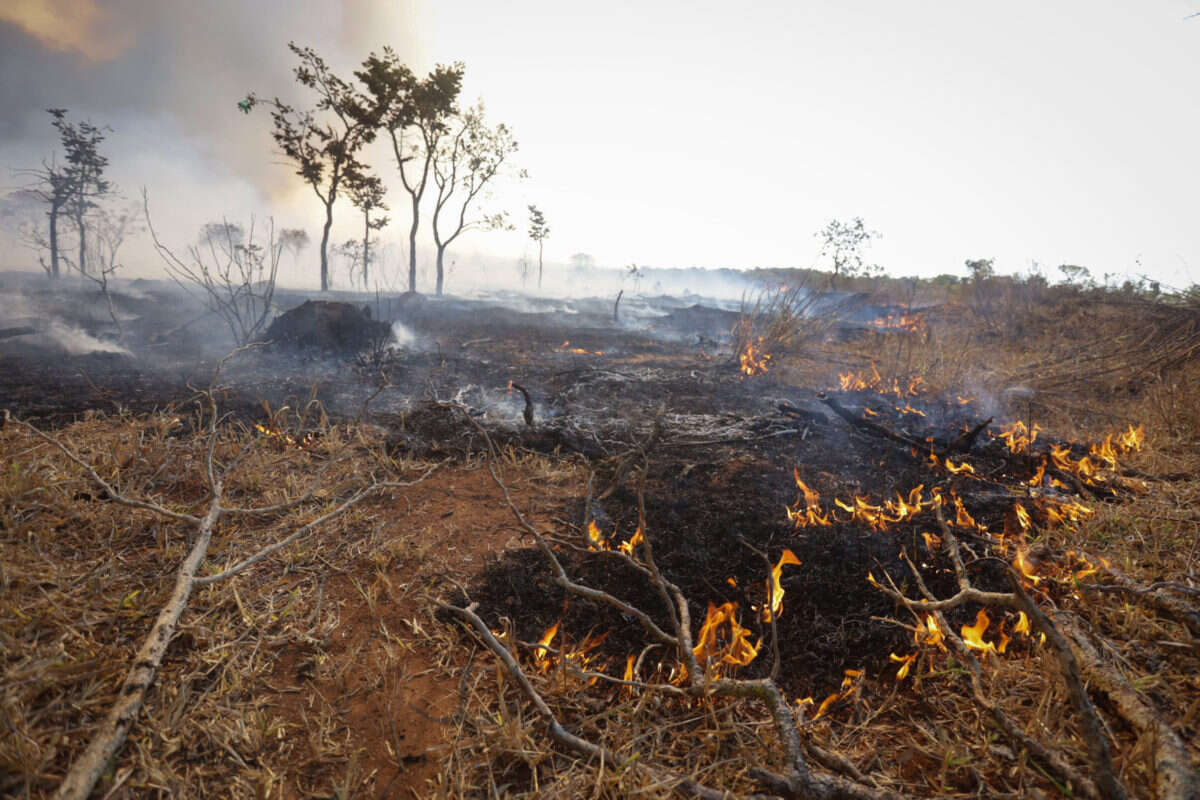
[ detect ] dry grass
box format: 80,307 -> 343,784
2,286 -> 1198,799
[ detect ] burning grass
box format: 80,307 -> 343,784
2,285 -> 1198,798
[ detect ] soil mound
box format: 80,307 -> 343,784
263,300 -> 391,352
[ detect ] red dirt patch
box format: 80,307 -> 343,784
263,459 -> 579,799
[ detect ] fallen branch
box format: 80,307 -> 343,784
1060,622 -> 1197,800
1080,561 -> 1200,639
9,367 -> 437,800
442,404 -> 909,799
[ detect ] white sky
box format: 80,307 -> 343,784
1,1 -> 1199,291
426,0 -> 1200,288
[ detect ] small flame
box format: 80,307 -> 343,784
691,602 -> 761,676
869,311 -> 927,333
961,609 -> 997,655
763,549 -> 802,622
1013,549 -> 1041,584
586,520 -> 607,550
1014,503 -> 1032,531
941,456 -> 976,475
914,614 -> 946,650
739,337 -> 771,377
890,651 -> 917,679
995,420 -> 1041,454
534,619 -> 561,671
787,470 -> 831,527
618,525 -> 645,556
1014,611 -> 1031,635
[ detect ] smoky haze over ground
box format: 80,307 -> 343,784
0,0 -> 439,289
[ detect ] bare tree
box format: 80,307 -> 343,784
359,50 -> 463,293
64,202 -> 141,341
144,191 -> 281,346
430,102 -> 519,296
246,43 -> 381,291
279,227 -> 309,276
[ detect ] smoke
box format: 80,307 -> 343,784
0,0 -> 429,281
44,319 -> 132,356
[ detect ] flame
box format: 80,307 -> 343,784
558,340 -> 602,355
1014,611 -> 1031,635
586,520 -> 607,550
914,614 -> 946,650
811,670 -> 864,718
255,422 -> 314,449
952,494 -> 985,531
691,602 -> 761,675
940,456 -> 976,475
739,337 -> 771,377
533,619 -> 561,671
921,532 -> 941,552
836,365 -> 924,399
997,626 -> 1011,654
995,420 -> 1041,454
1042,498 -> 1094,528
787,470 -> 831,527
1014,503 -> 1032,531
869,311 -> 927,333
618,525 -> 645,556
898,402 -> 926,418
1117,424 -> 1145,451
1013,550 -> 1041,584
961,609 -> 997,655
763,549 -> 802,622
890,652 -> 917,679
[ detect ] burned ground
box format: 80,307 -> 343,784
2,274 -> 1198,798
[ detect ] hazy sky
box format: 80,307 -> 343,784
2,1 -> 1199,291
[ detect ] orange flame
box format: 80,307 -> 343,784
618,525 -> 645,556
915,614 -> 946,650
691,602 -> 761,675
586,520 -> 607,550
534,619 -> 561,671
1013,549 -> 1041,584
739,337 -> 771,377
763,549 -> 802,623
995,420 -> 1041,454
890,652 -> 917,679
961,609 -> 997,655
787,471 -> 831,527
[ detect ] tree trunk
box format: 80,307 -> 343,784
319,200 -> 333,292
436,245 -> 445,296
75,209 -> 87,276
537,241 -> 544,290
362,211 -> 370,289
48,205 -> 60,278
408,194 -> 420,293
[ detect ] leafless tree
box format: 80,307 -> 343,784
62,202 -> 141,342
144,190 -> 281,346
